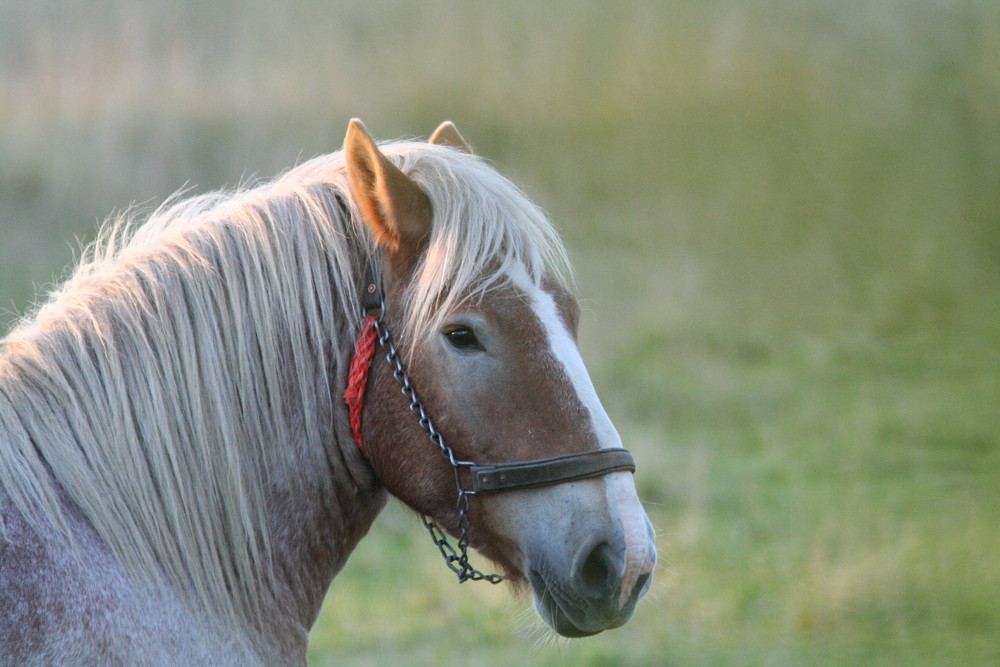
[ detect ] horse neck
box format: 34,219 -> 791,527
0,200 -> 387,649
257,330 -> 387,632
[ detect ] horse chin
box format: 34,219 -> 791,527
545,607 -> 605,638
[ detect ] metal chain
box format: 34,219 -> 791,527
371,315 -> 504,584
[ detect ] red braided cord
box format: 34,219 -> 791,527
344,313 -> 378,455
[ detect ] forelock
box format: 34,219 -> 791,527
378,144 -> 574,345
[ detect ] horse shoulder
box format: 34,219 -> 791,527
0,491 -> 263,666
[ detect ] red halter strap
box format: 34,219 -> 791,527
343,263 -> 384,455
344,313 -> 378,454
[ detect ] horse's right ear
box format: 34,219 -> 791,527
344,119 -> 432,262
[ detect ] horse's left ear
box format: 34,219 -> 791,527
344,119 -> 433,262
429,121 -> 473,154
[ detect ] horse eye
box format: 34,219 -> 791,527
443,326 -> 482,350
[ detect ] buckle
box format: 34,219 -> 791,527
361,260 -> 384,316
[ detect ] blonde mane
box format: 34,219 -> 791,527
0,141 -> 572,628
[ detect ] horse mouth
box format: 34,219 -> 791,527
527,569 -> 640,638
527,570 -> 650,639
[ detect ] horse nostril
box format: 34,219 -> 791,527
631,572 -> 651,600
574,541 -> 623,598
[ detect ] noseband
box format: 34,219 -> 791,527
344,262 -> 636,583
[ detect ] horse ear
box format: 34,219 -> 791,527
429,121 -> 473,154
344,119 -> 432,260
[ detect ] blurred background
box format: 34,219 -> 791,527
2,0 -> 998,664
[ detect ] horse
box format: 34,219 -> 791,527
0,120 -> 656,665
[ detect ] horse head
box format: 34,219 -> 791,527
343,120 -> 656,637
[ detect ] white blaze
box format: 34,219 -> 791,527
517,272 -> 655,608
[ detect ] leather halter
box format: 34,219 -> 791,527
345,260 -> 636,493
344,260 -> 637,583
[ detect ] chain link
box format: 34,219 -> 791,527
371,316 -> 504,585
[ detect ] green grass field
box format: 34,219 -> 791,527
2,1 -> 999,664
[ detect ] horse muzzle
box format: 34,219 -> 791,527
524,511 -> 656,637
